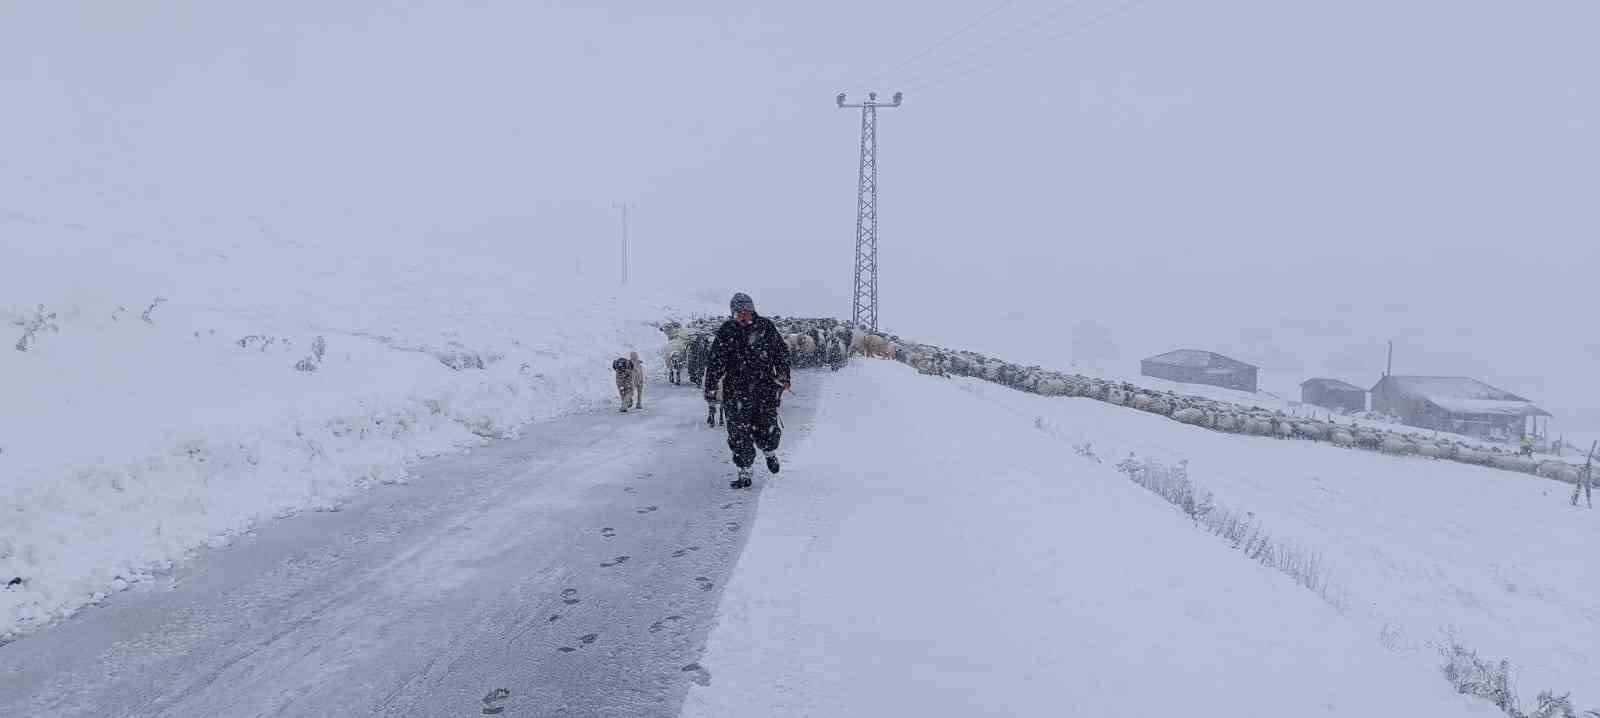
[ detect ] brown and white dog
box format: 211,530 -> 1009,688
613,351 -> 645,412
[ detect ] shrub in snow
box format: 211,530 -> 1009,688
11,304 -> 59,352
292,335 -> 327,372
140,296 -> 167,324
237,334 -> 287,351
1437,633 -> 1600,718
1112,454 -> 1346,610
435,347 -> 486,371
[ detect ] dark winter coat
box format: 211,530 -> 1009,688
704,314 -> 790,406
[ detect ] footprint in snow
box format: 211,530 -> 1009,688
670,547 -> 700,558
720,502 -> 738,510
601,527 -> 616,538
694,576 -> 714,591
600,556 -> 631,568
579,633 -> 599,646
648,614 -> 686,633
548,614 -> 561,622
637,505 -> 659,515
681,663 -> 712,687
561,588 -> 580,605
724,521 -> 741,533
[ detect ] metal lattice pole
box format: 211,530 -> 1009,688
612,202 -> 631,285
837,91 -> 902,332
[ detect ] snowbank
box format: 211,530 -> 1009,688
684,360 -> 1493,717
0,219 -> 717,640
960,376 -> 1600,710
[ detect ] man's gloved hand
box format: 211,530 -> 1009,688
704,386 -> 719,403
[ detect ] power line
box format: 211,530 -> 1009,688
904,0 -> 1148,93
868,0 -> 1019,88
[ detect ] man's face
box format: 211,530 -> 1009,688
735,307 -> 753,325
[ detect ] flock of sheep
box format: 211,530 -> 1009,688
656,316 -> 1591,485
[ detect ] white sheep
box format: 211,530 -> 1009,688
1330,430 -> 1356,447
1292,422 -> 1329,442
1415,442 -> 1446,459
1380,436 -> 1417,456
1490,454 -> 1538,473
663,338 -> 688,385
1174,407 -> 1207,425
1536,461 -> 1580,483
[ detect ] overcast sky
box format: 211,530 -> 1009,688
3,0 -> 1596,433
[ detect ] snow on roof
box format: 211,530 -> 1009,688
1425,397 -> 1551,417
1381,375 -> 1523,401
1379,375 -> 1551,417
1301,377 -> 1365,392
1142,349 -> 1257,371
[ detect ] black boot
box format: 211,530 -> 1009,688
765,452 -> 780,475
730,466 -> 754,489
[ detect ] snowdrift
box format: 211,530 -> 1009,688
1,219 -> 717,641
684,360 -> 1495,717
963,376 -> 1600,711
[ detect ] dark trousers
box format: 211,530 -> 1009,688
725,393 -> 782,469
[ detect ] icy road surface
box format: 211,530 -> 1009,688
0,386 -> 817,718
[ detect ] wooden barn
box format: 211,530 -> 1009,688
1300,378 -> 1367,413
1369,375 -> 1550,440
1140,349 -> 1258,393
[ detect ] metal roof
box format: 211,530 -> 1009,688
1142,349 -> 1257,371
1375,375 -> 1551,417
1300,377 -> 1365,392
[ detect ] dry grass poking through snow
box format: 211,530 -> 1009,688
1105,450 -> 1347,611
1046,419 -> 1598,718
1437,633 -> 1600,718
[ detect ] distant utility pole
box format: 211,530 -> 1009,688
837,90 -> 902,332
612,202 -> 631,285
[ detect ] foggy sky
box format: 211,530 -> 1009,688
3,0 -> 1596,434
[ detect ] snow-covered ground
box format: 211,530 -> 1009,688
684,360 -> 1499,717
1,217 -> 716,641
963,375 -> 1600,709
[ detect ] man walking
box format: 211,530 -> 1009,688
704,292 -> 791,489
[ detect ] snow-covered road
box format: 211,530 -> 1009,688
0,385 -> 817,718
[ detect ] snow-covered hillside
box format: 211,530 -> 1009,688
1,216 -> 717,641
962,375 -> 1600,709
685,360 -> 1505,717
